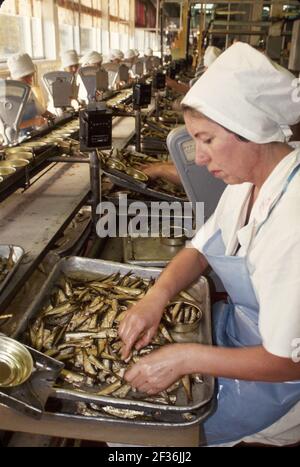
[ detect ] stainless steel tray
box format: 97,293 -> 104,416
0,245 -> 25,296
104,169 -> 187,203
15,257 -> 214,421
123,236 -> 184,267
45,392 -> 216,428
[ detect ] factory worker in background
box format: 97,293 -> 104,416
103,49 -> 127,90
108,49 -> 124,64
164,46 -> 221,95
60,49 -> 80,111
80,50 -> 103,68
7,53 -> 53,135
123,49 -> 138,80
164,46 -> 172,64
144,47 -> 153,58
119,43 -> 300,447
124,49 -> 136,67
61,49 -> 80,75
77,51 -> 103,104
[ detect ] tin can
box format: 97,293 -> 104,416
0,336 -> 33,387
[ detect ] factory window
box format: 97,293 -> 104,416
119,23 -> 129,51
110,21 -> 120,50
109,0 -> 119,18
119,0 -> 130,21
59,23 -> 74,53
80,27 -> 93,52
0,0 -> 44,62
135,28 -> 145,52
101,30 -> 110,57
57,0 -> 102,54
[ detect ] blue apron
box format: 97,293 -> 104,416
202,164 -> 300,445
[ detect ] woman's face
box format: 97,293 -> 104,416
184,111 -> 260,185
66,64 -> 79,74
20,73 -> 34,86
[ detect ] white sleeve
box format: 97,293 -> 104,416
187,212 -> 219,252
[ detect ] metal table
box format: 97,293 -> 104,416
0,404 -> 203,446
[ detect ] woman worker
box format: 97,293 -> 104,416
118,42 -> 300,446
7,53 -> 52,134
77,51 -> 103,105
61,49 -> 80,75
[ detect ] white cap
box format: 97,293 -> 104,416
124,49 -> 135,60
182,42 -> 300,144
134,49 -> 140,57
109,49 -> 124,61
7,53 -> 35,80
203,46 -> 222,68
144,47 -> 153,57
80,51 -> 103,66
61,49 -> 79,68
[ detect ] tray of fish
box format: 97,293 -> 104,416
17,258 -> 214,423
103,170 -> 187,203
0,245 -> 25,296
98,150 -> 187,203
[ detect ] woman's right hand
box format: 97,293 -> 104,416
118,293 -> 165,360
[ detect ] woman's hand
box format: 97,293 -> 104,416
118,291 -> 167,360
140,162 -> 182,186
124,344 -> 187,394
140,163 -> 165,180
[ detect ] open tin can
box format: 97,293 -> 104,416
164,300 -> 203,333
0,336 -> 33,387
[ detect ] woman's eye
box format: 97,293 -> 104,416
203,138 -> 212,144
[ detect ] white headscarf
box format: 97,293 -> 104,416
203,46 -> 222,67
109,49 -> 124,61
144,48 -> 153,57
182,42 -> 300,143
61,50 -> 79,68
124,49 -> 136,60
80,51 -> 103,66
7,53 -> 35,80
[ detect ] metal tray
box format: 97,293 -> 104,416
15,257 -> 214,421
45,392 -> 216,428
123,236 -> 184,267
104,169 -> 187,203
0,245 -> 25,296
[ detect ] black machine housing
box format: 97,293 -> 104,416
132,83 -> 152,109
79,103 -> 112,151
152,71 -> 166,90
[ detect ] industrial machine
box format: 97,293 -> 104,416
167,126 -> 226,221
132,59 -> 144,77
0,80 -> 31,145
42,71 -> 76,109
132,82 -> 152,151
77,66 -> 109,104
102,63 -> 129,90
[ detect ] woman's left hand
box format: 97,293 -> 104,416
124,344 -> 187,395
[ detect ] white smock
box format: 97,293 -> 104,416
189,147 -> 300,445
